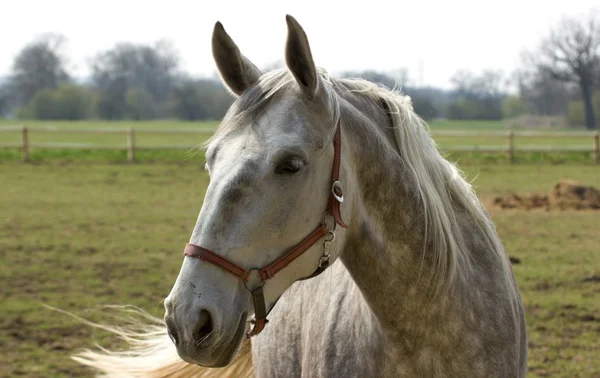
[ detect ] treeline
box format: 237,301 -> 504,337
0,10 -> 598,128
0,36 -> 234,121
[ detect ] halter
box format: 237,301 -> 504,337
184,121 -> 348,338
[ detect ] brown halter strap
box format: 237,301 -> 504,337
184,121 -> 348,337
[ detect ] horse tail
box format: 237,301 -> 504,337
48,305 -> 254,378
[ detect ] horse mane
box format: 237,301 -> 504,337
337,79 -> 487,286
204,68 -> 515,297
334,77 -> 520,302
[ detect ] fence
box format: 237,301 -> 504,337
0,125 -> 599,163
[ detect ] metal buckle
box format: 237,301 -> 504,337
331,181 -> 344,203
243,268 -> 265,292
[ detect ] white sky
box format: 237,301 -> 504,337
0,0 -> 597,89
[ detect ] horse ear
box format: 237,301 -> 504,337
284,15 -> 319,98
212,21 -> 262,97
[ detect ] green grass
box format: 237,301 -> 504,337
0,119 -> 218,149
0,161 -> 599,377
434,134 -> 594,148
427,120 -> 595,152
429,119 -> 512,130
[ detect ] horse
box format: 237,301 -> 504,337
72,14 -> 528,377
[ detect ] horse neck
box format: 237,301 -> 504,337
336,89 -> 477,338
335,97 -> 527,375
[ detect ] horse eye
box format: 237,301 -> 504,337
276,157 -> 304,175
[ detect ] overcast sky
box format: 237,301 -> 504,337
0,0 -> 597,89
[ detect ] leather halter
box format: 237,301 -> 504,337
184,121 -> 348,338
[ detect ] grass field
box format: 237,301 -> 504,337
1,119 -> 598,164
1,159 -> 599,378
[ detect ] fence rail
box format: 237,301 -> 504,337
1,125 -> 599,163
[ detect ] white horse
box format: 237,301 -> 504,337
73,15 -> 527,377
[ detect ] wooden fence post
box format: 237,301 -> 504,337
507,130 -> 514,163
127,127 -> 135,162
22,126 -> 29,162
594,131 -> 599,164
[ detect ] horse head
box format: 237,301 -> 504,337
164,15 -> 351,367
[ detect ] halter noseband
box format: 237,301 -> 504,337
183,121 -> 348,338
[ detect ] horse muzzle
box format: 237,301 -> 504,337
164,298 -> 247,367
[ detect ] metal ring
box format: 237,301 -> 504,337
243,268 -> 265,292
324,230 -> 336,242
332,181 -> 344,203
321,211 -> 337,231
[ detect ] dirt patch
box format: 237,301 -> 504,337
509,256 -> 521,264
493,193 -> 550,210
493,180 -> 600,211
582,275 -> 600,283
549,180 -> 600,210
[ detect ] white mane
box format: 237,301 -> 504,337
334,77 -> 516,298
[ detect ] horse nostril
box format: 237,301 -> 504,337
193,310 -> 213,342
165,316 -> 179,346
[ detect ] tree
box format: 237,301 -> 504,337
406,92 -> 438,120
125,88 -> 156,120
8,33 -> 71,107
447,69 -> 507,120
450,69 -> 507,100
512,64 -> 572,116
528,10 -> 600,129
449,70 -> 475,98
502,95 -> 528,119
168,78 -> 233,121
169,79 -> 209,121
567,91 -> 600,126
21,89 -> 56,119
0,85 -> 10,116
18,84 -> 93,120
447,99 -> 478,120
91,40 -> 179,119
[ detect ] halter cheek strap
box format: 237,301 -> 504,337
184,122 -> 347,337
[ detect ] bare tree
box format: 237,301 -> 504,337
512,63 -> 572,116
447,69 -> 507,120
531,10 -> 600,129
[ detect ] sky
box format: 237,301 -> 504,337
0,0 -> 597,89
